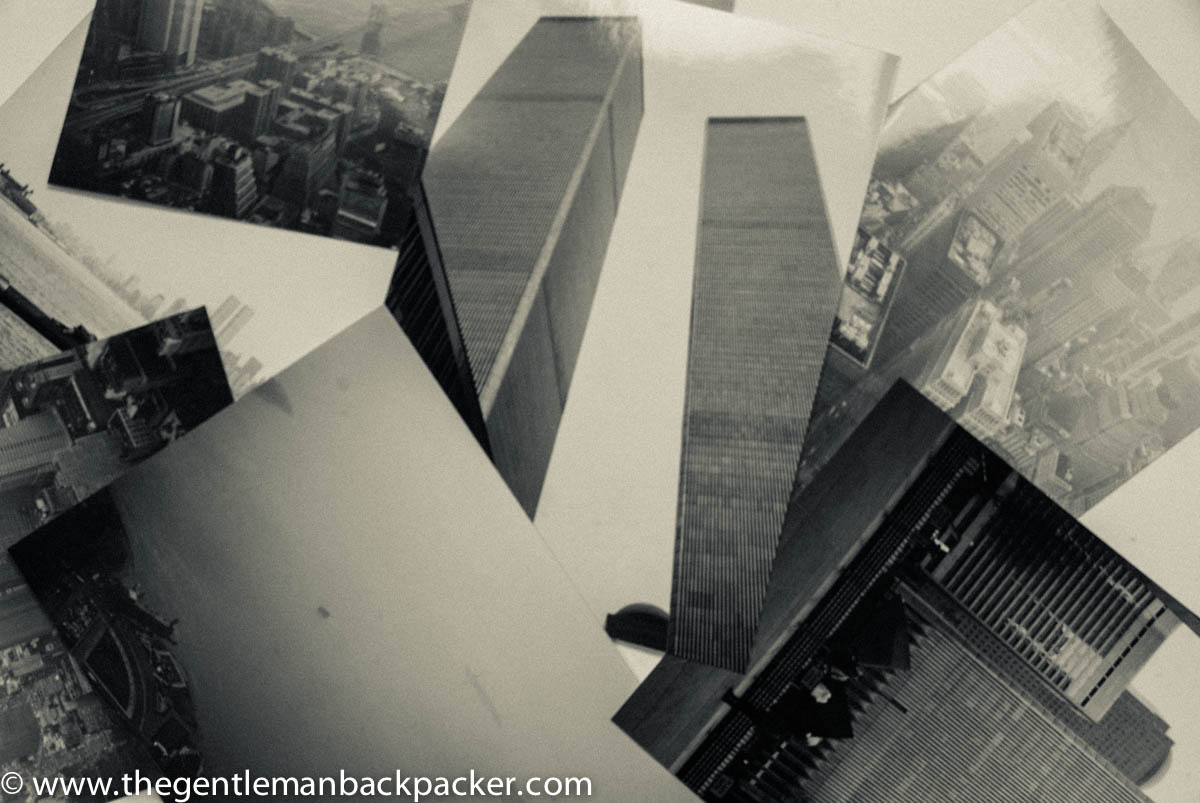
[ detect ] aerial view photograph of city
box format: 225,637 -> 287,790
0,312 -> 230,801
0,0 -> 1199,801
48,0 -> 471,245
800,0 -> 1200,519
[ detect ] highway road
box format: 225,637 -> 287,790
63,25 -> 367,133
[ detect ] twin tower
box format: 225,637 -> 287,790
387,15 -> 1184,803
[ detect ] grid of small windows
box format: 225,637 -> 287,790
667,118 -> 843,672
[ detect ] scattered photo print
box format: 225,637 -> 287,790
801,0 -> 1200,519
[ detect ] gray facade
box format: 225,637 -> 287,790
423,17 -> 644,516
617,384 -> 1192,801
667,118 -> 843,671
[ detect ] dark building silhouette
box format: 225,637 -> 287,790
141,92 -> 180,146
667,118 -> 843,672
421,16 -> 644,516
385,183 -> 489,453
0,276 -> 94,351
615,383 -> 1190,802
237,82 -> 279,141
331,169 -> 388,243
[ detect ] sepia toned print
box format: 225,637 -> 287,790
801,0 -> 1200,519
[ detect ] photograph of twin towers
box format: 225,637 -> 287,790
0,0 -> 1197,801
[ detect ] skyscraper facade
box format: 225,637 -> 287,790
667,118 -> 844,672
616,383 -> 1192,801
1151,237 -> 1200,307
966,101 -> 1088,243
802,594 -> 1155,803
331,169 -> 388,243
254,47 -> 297,93
385,183 -> 489,457
422,16 -> 644,515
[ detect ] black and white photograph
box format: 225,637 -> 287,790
0,0 -> 1198,801
384,0 -> 895,521
46,0 -> 470,245
615,381 -> 1199,803
7,308 -> 699,802
0,311 -> 230,801
0,19 -> 399,398
799,0 -> 1200,520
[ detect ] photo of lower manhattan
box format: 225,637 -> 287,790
8,491 -> 199,800
800,0 -> 1200,517
48,0 -> 471,245
615,382 -> 1194,802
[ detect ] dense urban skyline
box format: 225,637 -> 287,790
7,1 -> 1200,801
801,0 -> 1200,524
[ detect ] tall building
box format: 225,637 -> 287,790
331,169 -> 388,243
385,183 -> 489,454
180,81 -> 257,135
0,411 -> 71,493
196,0 -> 295,59
215,303 -> 254,343
1025,255 -> 1167,362
667,118 -> 843,672
1013,185 -> 1155,298
913,298 -> 1026,441
799,596 -> 1160,803
137,0 -> 206,67
208,145 -> 258,219
208,295 -> 240,332
615,383 -> 1193,801
253,47 -> 297,93
966,101 -> 1088,243
422,16 -> 644,516
1151,237 -> 1200,307
273,129 -> 337,209
866,204 -> 1001,372
284,88 -> 353,154
141,93 -> 180,146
